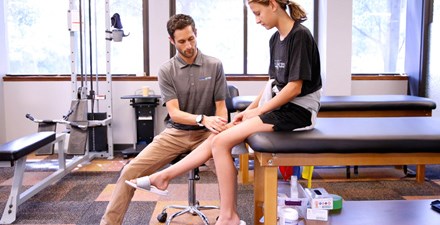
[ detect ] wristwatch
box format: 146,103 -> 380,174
196,114 -> 204,127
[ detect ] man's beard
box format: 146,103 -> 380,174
179,48 -> 195,58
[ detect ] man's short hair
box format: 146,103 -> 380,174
167,14 -> 196,40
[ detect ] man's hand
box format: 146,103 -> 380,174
203,116 -> 228,134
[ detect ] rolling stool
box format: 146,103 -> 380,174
156,85 -> 238,224
156,154 -> 219,225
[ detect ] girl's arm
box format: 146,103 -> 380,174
259,80 -> 303,114
235,80 -> 303,122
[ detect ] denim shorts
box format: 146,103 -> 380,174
259,103 -> 312,131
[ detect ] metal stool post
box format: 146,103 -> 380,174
156,167 -> 219,225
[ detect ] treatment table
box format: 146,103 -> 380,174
233,95 -> 437,183
247,117 -> 440,225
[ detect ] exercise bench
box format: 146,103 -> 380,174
0,131 -> 87,224
247,117 -> 440,225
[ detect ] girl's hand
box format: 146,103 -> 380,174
232,111 -> 244,124
233,108 -> 262,123
242,108 -> 262,121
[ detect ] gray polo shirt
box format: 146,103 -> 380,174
158,50 -> 228,130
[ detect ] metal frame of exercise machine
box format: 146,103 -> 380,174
1,2 -> 119,223
68,0 -> 114,159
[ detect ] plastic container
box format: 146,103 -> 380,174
279,207 -> 299,225
278,179 -> 309,218
290,175 -> 298,199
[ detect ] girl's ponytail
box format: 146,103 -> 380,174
248,0 -> 307,22
286,0 -> 307,22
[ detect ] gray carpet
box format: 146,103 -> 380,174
1,163 -> 440,224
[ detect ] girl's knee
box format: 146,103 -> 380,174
211,134 -> 237,157
211,134 -> 227,147
211,135 -> 223,155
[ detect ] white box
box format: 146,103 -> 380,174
307,188 -> 333,209
311,197 -> 333,209
306,208 -> 328,221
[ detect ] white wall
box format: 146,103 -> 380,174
352,80 -> 408,95
148,0 -> 170,75
0,0 -> 7,143
2,80 -> 263,142
2,80 -> 162,144
3,79 -> 406,143
318,0 -> 352,96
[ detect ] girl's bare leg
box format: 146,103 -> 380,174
212,117 -> 272,225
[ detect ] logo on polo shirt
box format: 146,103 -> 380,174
199,76 -> 212,81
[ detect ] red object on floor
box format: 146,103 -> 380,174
279,166 -> 293,181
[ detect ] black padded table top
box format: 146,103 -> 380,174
321,95 -> 436,111
246,117 -> 440,154
232,95 -> 256,111
232,95 -> 437,111
0,132 -> 55,162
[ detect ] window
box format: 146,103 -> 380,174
6,1 -> 316,76
176,0 -> 314,75
7,0 -> 70,74
427,0 -> 439,110
6,1 -> 427,77
352,0 -> 407,73
429,0 -> 439,78
247,0 -> 314,74
98,0 -> 143,74
176,0 -> 244,74
6,0 -> 143,75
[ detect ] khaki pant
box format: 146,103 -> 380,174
100,128 -> 211,225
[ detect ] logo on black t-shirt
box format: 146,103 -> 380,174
274,59 -> 286,70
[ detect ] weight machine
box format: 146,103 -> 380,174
1,3 -> 123,223
24,0 -> 126,160
61,0 -> 123,159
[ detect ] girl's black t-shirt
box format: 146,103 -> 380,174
268,22 -> 322,97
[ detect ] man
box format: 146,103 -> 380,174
100,14 -> 229,225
